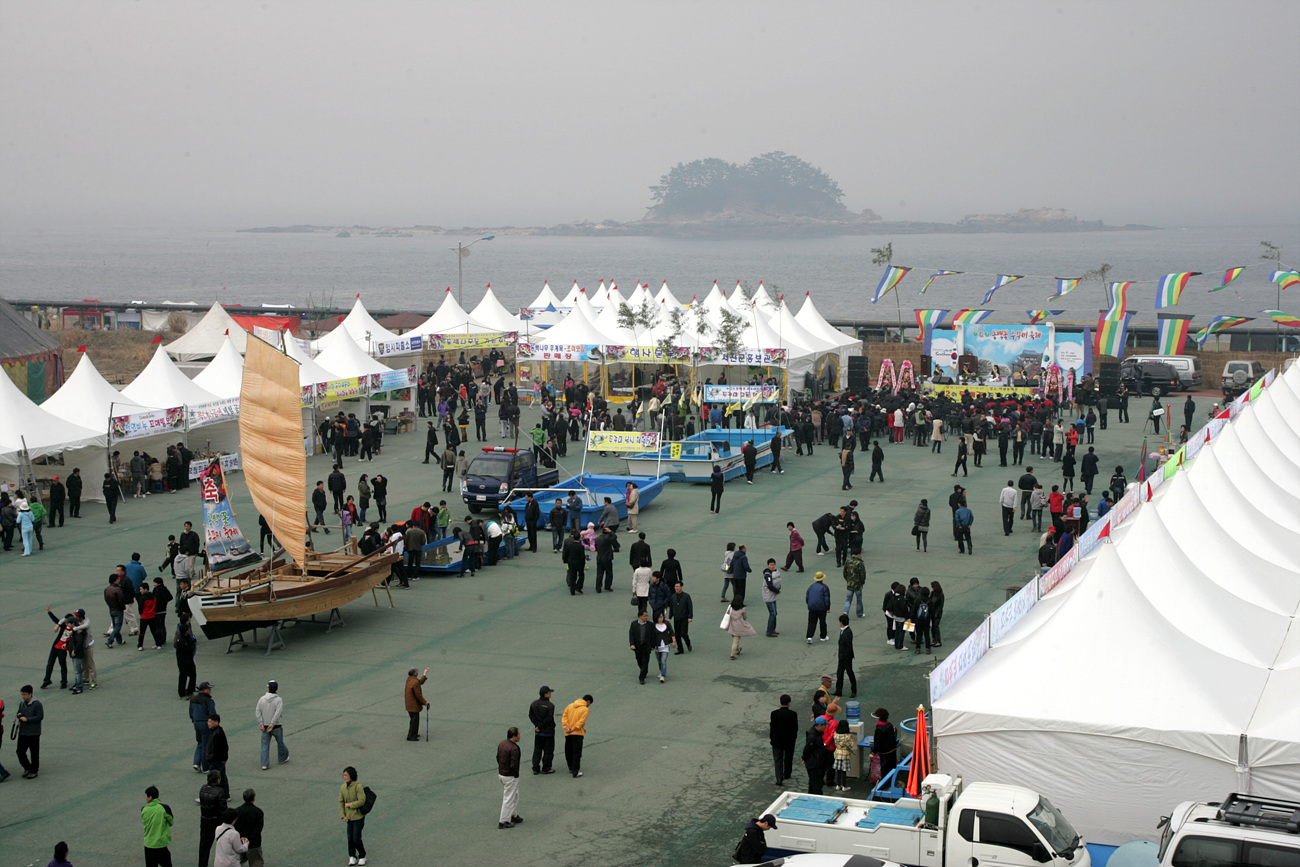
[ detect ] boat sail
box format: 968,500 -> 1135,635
188,336 -> 399,641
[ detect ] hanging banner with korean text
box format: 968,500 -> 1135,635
703,384 -> 781,404
586,430 -> 661,453
603,345 -> 692,364
110,406 -> 186,442
368,367 -> 416,393
516,342 -> 599,363
198,460 -> 260,572
188,397 -> 241,429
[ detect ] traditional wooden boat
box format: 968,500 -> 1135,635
188,336 -> 400,643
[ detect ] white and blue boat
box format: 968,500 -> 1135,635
503,472 -> 668,529
621,426 -> 794,483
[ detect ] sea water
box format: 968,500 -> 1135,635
1,224 -> 1296,327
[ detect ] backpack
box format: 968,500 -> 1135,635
360,786 -> 377,815
917,602 -> 930,620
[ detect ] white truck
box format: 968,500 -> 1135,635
757,773 -> 1090,867
1117,793 -> 1300,867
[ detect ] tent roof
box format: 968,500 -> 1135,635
191,336 -> 245,400
0,362 -> 105,463
590,297 -> 639,344
528,302 -> 605,346
468,287 -> 523,332
163,301 -> 248,360
698,281 -> 730,321
560,281 -> 582,306
727,281 -> 750,311
122,346 -> 221,408
770,300 -> 838,353
41,354 -> 158,431
412,289 -> 491,335
0,298 -> 61,359
283,330 -> 338,386
323,296 -> 400,350
796,293 -> 859,348
751,281 -> 780,316
738,303 -> 816,357
528,281 -> 563,311
654,282 -> 685,311
314,330 -> 393,378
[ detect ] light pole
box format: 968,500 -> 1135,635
454,235 -> 495,307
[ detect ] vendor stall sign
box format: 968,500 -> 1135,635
188,452 -> 241,481
368,366 -> 416,393
424,332 -> 518,351
695,347 -> 788,366
188,397 -> 241,429
604,345 -> 692,363
703,384 -> 781,404
319,377 -> 367,402
928,617 -> 990,704
516,342 -> 598,362
198,460 -> 260,571
586,430 -> 661,453
110,406 -> 186,441
374,335 -> 423,358
989,582 -> 1038,645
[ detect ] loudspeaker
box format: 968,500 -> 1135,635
847,356 -> 871,375
932,376 -> 955,385
847,372 -> 871,391
1097,361 -> 1121,397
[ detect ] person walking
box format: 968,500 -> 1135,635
593,526 -> 619,594
999,480 -> 1018,536
141,785 -> 175,867
669,582 -> 694,653
835,614 -> 857,698
102,473 -> 120,524
405,667 -> 429,742
708,465 -> 724,514
629,610 -> 655,684
804,572 -> 830,645
783,522 -> 805,573
339,766 -> 367,866
912,499 -> 930,552
734,814 -> 778,864
206,714 -> 230,796
725,595 -> 756,660
760,560 -> 782,637
561,695 -> 593,778
174,620 -> 197,700
769,695 -> 799,786
730,543 -> 751,602
869,440 -> 885,482
651,611 -> 676,682
233,789 -> 265,867
497,727 -> 524,829
1080,447 -> 1100,495
801,716 -> 830,794
952,436 -> 969,477
255,681 -> 289,770
422,421 -> 440,464
212,808 -> 249,867
528,686 -> 555,775
197,770 -> 228,867
928,581 -> 946,647
16,685 -> 43,778
1017,467 -> 1038,520
954,502 -> 974,555
523,493 -> 541,553
839,446 -> 854,491
189,682 -> 216,771
67,468 -> 83,518
842,547 -> 865,619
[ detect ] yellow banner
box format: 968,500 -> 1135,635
586,430 -> 661,453
929,383 -> 1037,398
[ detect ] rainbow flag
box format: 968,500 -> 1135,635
1026,309 -> 1064,325
982,274 -> 1023,305
1208,266 -> 1245,292
914,309 -> 949,341
1193,315 -> 1253,347
1260,308 -> 1300,328
919,270 -> 961,294
1105,281 -> 1134,316
951,309 -> 992,326
1154,271 -> 1201,309
872,266 -> 912,303
1050,277 -> 1082,300
1156,312 -> 1196,355
1273,270 -> 1300,291
1094,310 -> 1133,358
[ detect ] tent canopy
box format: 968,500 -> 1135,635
122,346 -> 220,408
315,296 -> 399,354
43,354 -> 159,429
163,301 -> 248,360
314,330 -> 393,378
0,364 -> 105,463
469,287 -> 524,332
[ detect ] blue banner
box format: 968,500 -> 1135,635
199,460 -> 261,572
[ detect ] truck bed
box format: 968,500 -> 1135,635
761,791 -> 939,864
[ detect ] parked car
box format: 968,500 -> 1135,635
1126,354 -> 1203,388
1120,360 -> 1181,397
1221,360 -> 1266,399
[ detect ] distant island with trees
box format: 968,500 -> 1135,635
241,151 -> 1156,239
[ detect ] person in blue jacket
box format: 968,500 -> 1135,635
805,572 -> 831,645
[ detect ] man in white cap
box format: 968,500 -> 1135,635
255,681 -> 289,770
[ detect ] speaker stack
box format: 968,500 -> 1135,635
846,356 -> 871,392
1097,361 -> 1121,397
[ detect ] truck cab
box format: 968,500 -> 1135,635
461,447 -> 559,512
1154,794 -> 1300,867
947,782 -> 1086,867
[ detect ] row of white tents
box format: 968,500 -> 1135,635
933,360 -> 1300,845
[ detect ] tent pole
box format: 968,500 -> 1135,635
655,412 -> 665,479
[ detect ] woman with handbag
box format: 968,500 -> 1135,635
724,595 -> 757,660
912,499 -> 930,553
870,708 -> 899,789
719,542 -> 737,603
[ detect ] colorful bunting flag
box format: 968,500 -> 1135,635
951,309 -> 992,326
1050,277 -> 1082,300
1026,310 -> 1064,325
982,274 -> 1023,305
913,309 -> 949,341
1154,271 -> 1201,309
1208,266 -> 1245,293
919,270 -> 961,295
1260,309 -> 1300,328
1155,312 -> 1196,355
872,266 -> 912,303
1193,315 -> 1253,347
1105,281 -> 1133,316
1093,310 -> 1133,358
1273,270 -> 1300,291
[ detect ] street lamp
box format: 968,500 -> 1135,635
454,235 -> 495,307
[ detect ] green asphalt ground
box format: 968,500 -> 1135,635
0,394 -> 1184,867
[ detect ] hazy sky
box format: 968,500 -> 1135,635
3,0 -> 1297,229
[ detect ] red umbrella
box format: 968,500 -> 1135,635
905,705 -> 931,797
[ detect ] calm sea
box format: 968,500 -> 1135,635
2,224 -> 1296,328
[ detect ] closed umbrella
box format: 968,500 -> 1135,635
905,704 -> 931,797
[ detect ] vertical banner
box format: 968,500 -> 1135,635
1156,313 -> 1196,356
199,460 -> 261,572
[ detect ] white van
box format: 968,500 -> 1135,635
1129,355 -> 1202,388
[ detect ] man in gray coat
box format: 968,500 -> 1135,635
255,680 -> 289,770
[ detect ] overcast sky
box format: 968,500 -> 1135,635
2,0 -> 1297,229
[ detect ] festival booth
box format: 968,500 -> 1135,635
517,297 -> 607,391
314,329 -> 415,425
932,363 -> 1300,847
0,362 -> 106,493
770,299 -> 846,393
283,332 -> 342,454
795,293 -> 862,389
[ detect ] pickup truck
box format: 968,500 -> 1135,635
759,773 -> 1089,867
461,447 -> 559,513
1111,793 -> 1300,867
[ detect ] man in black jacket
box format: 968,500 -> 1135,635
734,814 -> 777,864
528,686 -> 555,775
423,421 -> 440,464
234,789 -> 265,867
66,468 -> 83,518
48,476 -> 66,527
801,717 -> 830,794
594,527 -> 619,593
628,610 -> 655,684
205,714 -> 230,796
810,511 -> 834,556
669,582 -> 693,653
628,532 -> 652,570
769,695 -> 799,785
523,493 -> 541,553
741,440 -> 758,484
561,532 -> 585,595
197,770 -> 228,867
835,614 -> 857,697
548,499 -> 566,552
310,482 -> 330,534
327,465 -> 347,513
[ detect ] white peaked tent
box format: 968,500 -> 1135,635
314,330 -> 393,379
752,281 -> 781,316
625,283 -> 653,309
590,297 -> 639,345
193,337 -> 246,399
413,289 -> 490,335
283,331 -> 339,387
604,285 -> 627,311
933,364 -> 1300,846
699,281 -> 730,321
773,299 -> 856,388
796,293 -> 859,349
163,301 -> 249,360
469,286 -> 524,333
727,281 -> 750,312
590,281 -> 610,307
1,365 -> 105,466
527,301 -> 606,347
529,281 -> 563,311
43,354 -> 159,430
654,282 -> 685,311
122,346 -> 221,409
316,296 -> 400,354
571,289 -> 599,324
525,281 -> 566,328
560,282 -> 583,306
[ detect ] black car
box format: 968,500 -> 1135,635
1119,360 -> 1180,397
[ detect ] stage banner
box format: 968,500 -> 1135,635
961,323 -> 1051,381
110,406 -> 186,441
374,335 -> 423,357
425,332 -> 518,351
604,345 -> 692,363
703,384 -> 781,404
929,617 -> 990,704
695,347 -> 789,366
516,342 -> 599,362
586,430 -> 661,453
927,327 -> 960,378
188,397 -> 241,429
320,377 -> 367,402
1048,330 -> 1092,376
928,384 -> 1037,398
198,460 -> 260,572
369,366 -> 416,393
188,452 -> 241,481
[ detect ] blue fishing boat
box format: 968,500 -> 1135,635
503,472 -> 668,529
621,426 -> 794,482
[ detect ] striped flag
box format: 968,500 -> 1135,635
1272,270 -> 1300,291
1026,310 -> 1064,325
1208,266 -> 1245,292
1093,310 -> 1133,358
1154,271 -> 1201,309
1156,312 -> 1196,355
919,270 -> 961,295
1050,277 -> 1082,300
1193,315 -> 1253,348
1105,281 -> 1134,316
1260,308 -> 1300,328
951,309 -> 992,326
914,309 -> 949,341
872,266 -> 912,303
982,274 -> 1023,305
